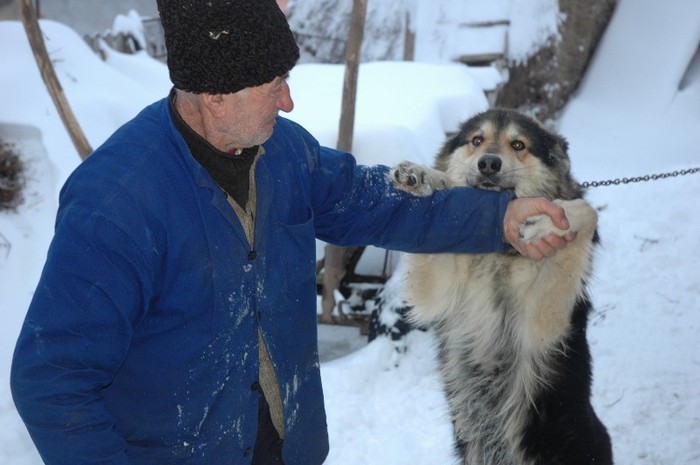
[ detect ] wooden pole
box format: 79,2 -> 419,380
336,0 -> 367,153
403,11 -> 415,61
18,0 -> 93,160
320,0 -> 368,324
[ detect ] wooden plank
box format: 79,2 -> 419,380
458,19 -> 510,28
457,52 -> 505,66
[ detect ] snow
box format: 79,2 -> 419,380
110,10 -> 147,50
412,0 -> 564,65
508,0 -> 562,64
287,61 -> 491,166
559,0 -> 700,178
1,0 -> 699,464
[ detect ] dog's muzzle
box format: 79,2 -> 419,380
478,155 -> 502,175
473,154 -> 504,190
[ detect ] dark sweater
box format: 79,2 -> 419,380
169,91 -> 257,208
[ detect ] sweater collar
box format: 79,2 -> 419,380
168,89 -> 259,162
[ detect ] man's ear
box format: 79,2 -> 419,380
200,93 -> 226,118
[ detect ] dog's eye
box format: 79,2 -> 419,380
511,140 -> 525,151
471,136 -> 484,146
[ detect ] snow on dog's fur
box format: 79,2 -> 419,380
390,109 -> 612,465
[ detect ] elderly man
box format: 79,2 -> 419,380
10,1 -> 573,464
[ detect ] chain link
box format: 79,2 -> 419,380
581,167 -> 700,188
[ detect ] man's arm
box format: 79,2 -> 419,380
308,152 -> 511,253
10,208 -> 143,465
387,158 -> 575,259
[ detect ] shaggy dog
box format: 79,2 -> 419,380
390,108 -> 612,465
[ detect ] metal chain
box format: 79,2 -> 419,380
581,167 -> 700,188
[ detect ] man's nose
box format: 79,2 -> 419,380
278,82 -> 294,113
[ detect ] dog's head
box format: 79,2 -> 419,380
436,109 -> 581,199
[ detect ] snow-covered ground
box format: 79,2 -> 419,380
1,0 -> 699,464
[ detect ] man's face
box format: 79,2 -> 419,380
222,74 -> 294,149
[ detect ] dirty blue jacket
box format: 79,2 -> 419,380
10,97 -> 513,465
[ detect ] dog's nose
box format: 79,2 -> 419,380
478,155 -> 502,175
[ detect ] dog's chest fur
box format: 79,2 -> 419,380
405,252 -> 580,464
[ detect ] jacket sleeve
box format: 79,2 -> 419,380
10,204 -> 149,465
311,145 -> 515,254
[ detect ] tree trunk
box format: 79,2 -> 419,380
495,0 -> 616,123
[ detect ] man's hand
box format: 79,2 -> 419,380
504,197 -> 577,260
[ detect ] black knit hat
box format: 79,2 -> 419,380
157,0 -> 300,94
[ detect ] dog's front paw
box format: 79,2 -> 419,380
390,161 -> 449,197
519,214 -> 562,243
519,199 -> 598,243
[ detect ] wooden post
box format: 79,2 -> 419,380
320,0 -> 368,324
403,11 -> 415,61
18,0 -> 93,160
336,0 -> 367,153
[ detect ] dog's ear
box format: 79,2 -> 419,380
434,131 -> 463,171
555,133 -> 569,155
546,132 -> 570,166
548,132 -> 583,199
434,113 -> 486,171
440,132 -> 465,158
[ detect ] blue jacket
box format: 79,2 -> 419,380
11,97 -> 513,464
